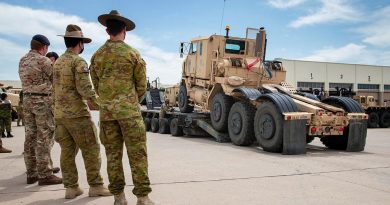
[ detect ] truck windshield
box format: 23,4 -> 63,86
225,39 -> 245,54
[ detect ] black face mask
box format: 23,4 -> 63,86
79,43 -> 84,54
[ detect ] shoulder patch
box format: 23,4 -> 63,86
83,66 -> 89,73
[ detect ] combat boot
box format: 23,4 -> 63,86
114,192 -> 127,205
89,185 -> 112,197
6,132 -> 13,138
0,146 -> 12,153
65,186 -> 84,199
38,175 -> 62,186
1,132 -> 6,138
136,196 -> 155,205
27,176 -> 38,184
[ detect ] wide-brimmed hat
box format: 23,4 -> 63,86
58,24 -> 92,43
98,10 -> 135,31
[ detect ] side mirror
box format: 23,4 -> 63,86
180,42 -> 184,58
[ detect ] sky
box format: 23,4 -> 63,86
0,0 -> 389,84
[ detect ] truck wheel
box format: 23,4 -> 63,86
144,118 -> 151,131
379,111 -> 390,128
254,102 -> 283,153
151,118 -> 159,133
170,118 -> 183,136
210,93 -> 233,132
159,118 -> 170,134
367,112 -> 379,128
178,85 -> 194,113
228,102 -> 255,146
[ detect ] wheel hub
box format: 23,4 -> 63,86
259,114 -> 275,140
231,112 -> 242,135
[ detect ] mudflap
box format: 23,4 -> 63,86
282,119 -> 307,155
346,119 -> 367,152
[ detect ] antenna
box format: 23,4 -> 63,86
219,0 -> 227,35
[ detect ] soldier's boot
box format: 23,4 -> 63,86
27,176 -> 38,184
1,132 -> 6,138
6,132 -> 13,138
114,192 -> 127,205
136,196 -> 155,205
65,186 -> 84,199
0,146 -> 12,153
88,185 -> 112,197
38,175 -> 63,186
52,167 -> 60,174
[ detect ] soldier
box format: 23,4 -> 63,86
53,24 -> 111,199
46,52 -> 59,64
17,91 -> 24,126
90,10 -> 155,205
0,93 -> 13,138
19,34 -> 62,185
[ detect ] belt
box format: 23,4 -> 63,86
24,92 -> 50,96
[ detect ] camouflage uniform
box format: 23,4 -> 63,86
0,102 -> 12,134
90,40 -> 151,197
53,49 -> 104,188
19,50 -> 55,179
17,91 -> 24,126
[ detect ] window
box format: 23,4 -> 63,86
358,84 -> 379,90
297,82 -> 324,89
190,42 -> 197,54
385,85 -> 390,91
329,83 -> 353,89
225,39 -> 245,54
199,42 -> 203,56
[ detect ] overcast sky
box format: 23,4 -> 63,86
0,0 -> 389,84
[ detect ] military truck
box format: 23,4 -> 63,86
142,26 -> 368,154
353,96 -> 390,128
0,83 -> 20,121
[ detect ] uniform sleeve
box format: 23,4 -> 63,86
133,55 -> 147,99
74,58 -> 98,102
42,58 -> 53,83
89,55 -> 99,95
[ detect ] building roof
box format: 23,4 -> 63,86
0,80 -> 22,89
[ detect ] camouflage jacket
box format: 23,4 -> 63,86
19,50 -> 53,95
53,49 -> 98,119
90,40 -> 147,121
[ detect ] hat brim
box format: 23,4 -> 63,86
98,14 -> 135,31
58,35 -> 92,43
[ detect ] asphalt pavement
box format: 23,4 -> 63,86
0,112 -> 389,205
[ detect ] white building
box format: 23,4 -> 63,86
277,58 -> 390,105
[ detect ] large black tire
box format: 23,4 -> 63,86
210,93 -> 233,132
151,118 -> 159,133
144,118 -> 151,131
379,111 -> 390,128
170,118 -> 183,136
159,118 -> 170,134
320,97 -> 365,150
367,112 -> 379,128
178,85 -> 194,113
254,102 -> 283,153
228,102 -> 255,146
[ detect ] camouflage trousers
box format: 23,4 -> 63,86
100,117 -> 152,196
17,105 -> 24,126
23,96 -> 55,178
55,117 -> 103,188
0,115 -> 11,133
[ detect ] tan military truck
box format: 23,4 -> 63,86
353,96 -> 390,128
142,26 -> 368,154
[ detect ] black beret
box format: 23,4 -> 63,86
46,52 -> 59,59
32,34 -> 50,46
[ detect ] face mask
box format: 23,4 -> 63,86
79,42 -> 84,54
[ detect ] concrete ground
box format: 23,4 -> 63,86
1,112 -> 389,205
